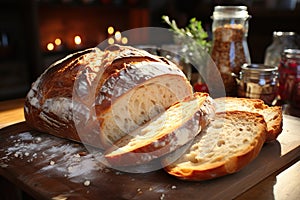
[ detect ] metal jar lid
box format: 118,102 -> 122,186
282,49 -> 300,59
212,5 -> 250,19
241,64 -> 278,75
273,31 -> 297,37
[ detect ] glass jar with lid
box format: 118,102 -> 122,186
237,64 -> 278,105
211,5 -> 251,97
264,31 -> 299,67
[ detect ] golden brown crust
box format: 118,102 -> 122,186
164,111 -> 267,181
24,48 -> 102,144
261,106 -> 283,142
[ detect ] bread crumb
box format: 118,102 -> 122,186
50,160 -> 55,165
160,193 -> 165,200
115,171 -> 122,175
171,185 -> 176,189
14,152 -> 22,158
137,188 -> 142,194
78,151 -> 87,156
83,180 -> 90,186
35,137 -> 42,143
24,152 -> 30,157
74,154 -> 81,158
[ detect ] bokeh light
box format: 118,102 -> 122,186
47,43 -> 54,51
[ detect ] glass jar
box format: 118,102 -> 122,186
211,5 -> 251,97
264,31 -> 298,67
278,49 -> 300,108
237,64 -> 278,105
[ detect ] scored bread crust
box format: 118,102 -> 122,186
24,44 -> 192,149
24,48 -> 104,146
164,111 -> 267,181
104,92 -> 215,167
214,97 -> 282,142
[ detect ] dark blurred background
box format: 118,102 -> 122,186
1,0 -> 300,101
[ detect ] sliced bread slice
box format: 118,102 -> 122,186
104,92 -> 215,167
164,111 -> 267,181
214,97 -> 282,142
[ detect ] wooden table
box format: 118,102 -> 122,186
0,98 -> 299,200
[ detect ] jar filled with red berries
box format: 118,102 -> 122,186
278,49 -> 300,108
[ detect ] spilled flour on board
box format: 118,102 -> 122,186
0,131 -> 180,199
0,131 -> 106,183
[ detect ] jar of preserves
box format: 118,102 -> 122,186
237,64 -> 278,105
211,5 -> 251,96
278,49 -> 300,108
264,31 -> 299,67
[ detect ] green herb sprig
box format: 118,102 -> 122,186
162,15 -> 211,53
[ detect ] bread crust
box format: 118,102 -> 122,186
164,111 -> 267,181
24,48 -> 102,146
95,61 -> 185,113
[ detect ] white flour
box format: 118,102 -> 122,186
0,132 -> 106,183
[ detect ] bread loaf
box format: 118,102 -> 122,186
24,45 -> 193,149
164,111 -> 267,181
104,92 -> 215,167
214,97 -> 282,142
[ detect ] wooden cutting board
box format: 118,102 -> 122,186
0,114 -> 299,200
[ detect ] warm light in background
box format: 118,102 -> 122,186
106,27 -> 129,45
121,37 -> 128,44
114,31 -> 121,41
74,35 -> 82,45
54,38 -> 62,46
108,37 -> 114,45
107,26 -> 114,35
47,43 -> 54,51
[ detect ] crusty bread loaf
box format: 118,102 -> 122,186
214,97 -> 282,142
104,92 -> 215,166
24,45 -> 193,149
164,111 -> 267,181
